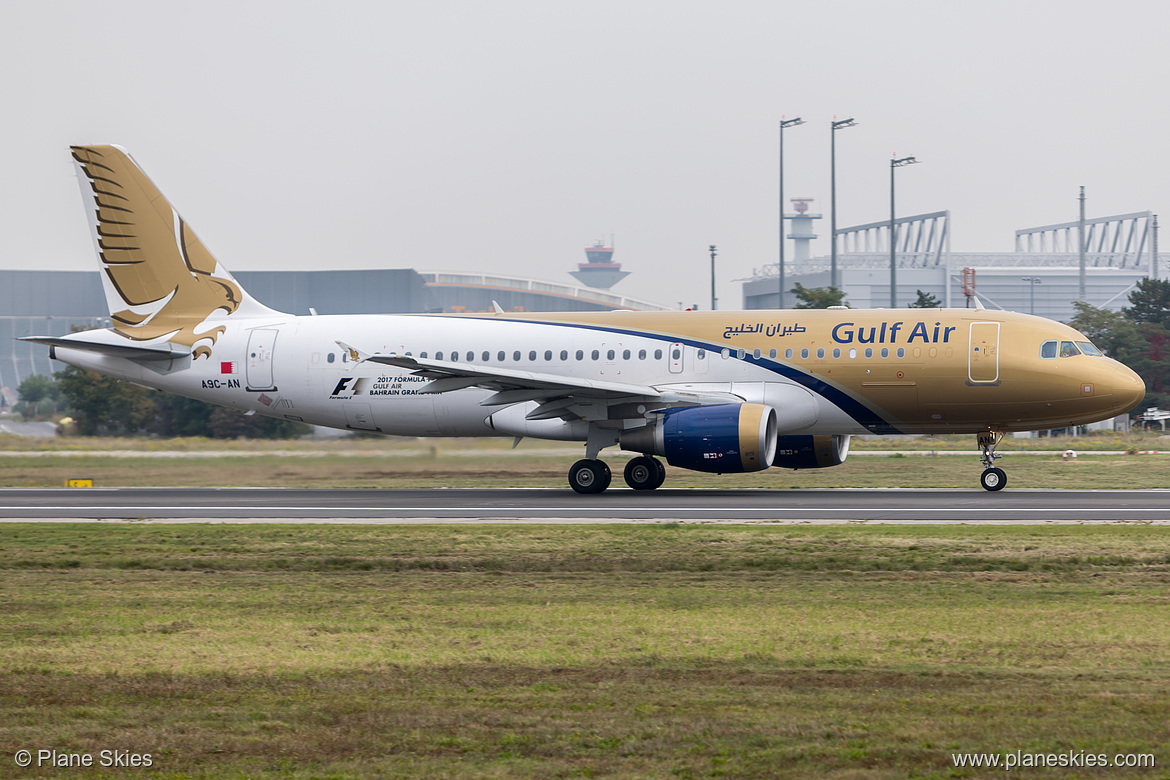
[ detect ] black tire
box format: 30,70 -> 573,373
652,457 -> 666,489
980,467 -> 1007,492
624,456 -> 660,490
569,459 -> 611,494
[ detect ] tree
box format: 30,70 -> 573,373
55,366 -> 163,436
790,283 -> 847,309
1125,277 -> 1170,327
908,289 -> 941,309
17,374 -> 58,418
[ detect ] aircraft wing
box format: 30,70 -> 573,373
337,342 -> 740,419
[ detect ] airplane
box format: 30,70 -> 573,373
22,145 -> 1146,494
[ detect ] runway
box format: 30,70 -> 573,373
1,487 -> 1168,523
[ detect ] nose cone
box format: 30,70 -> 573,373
1112,361 -> 1146,414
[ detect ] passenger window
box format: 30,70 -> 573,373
436,351 -> 444,361
481,351 -> 489,361
607,349 -> 615,360
769,348 -> 777,359
327,353 -> 335,363
655,349 -> 663,360
466,351 -> 474,362
801,348 -> 808,359
753,348 -> 761,359
560,350 -> 569,361
864,348 -> 872,358
545,350 -> 553,361
816,348 -> 825,359
849,348 -> 857,359
832,348 -> 841,359
785,348 -> 793,359
1076,341 -> 1102,356
513,350 -> 521,361
672,348 -> 681,360
1060,341 -> 1080,357
420,352 -> 428,359
591,350 -> 600,360
529,350 -> 537,361
881,347 -> 889,358
1040,340 -> 1057,359
638,349 -> 647,360
721,348 -> 730,359
449,352 -> 458,362
897,348 -> 905,358
498,351 -> 505,361
576,350 -> 584,360
737,349 -> 746,359
623,349 -> 631,360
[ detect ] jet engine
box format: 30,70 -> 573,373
771,434 -> 851,469
620,403 -> 777,473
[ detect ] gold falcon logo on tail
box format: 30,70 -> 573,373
72,145 -> 246,360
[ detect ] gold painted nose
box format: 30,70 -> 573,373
1112,362 -> 1146,414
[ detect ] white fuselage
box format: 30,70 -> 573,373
55,313 -> 860,438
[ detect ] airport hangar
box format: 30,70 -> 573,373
742,206 -> 1162,323
0,268 -> 671,407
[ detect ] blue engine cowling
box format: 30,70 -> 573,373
620,403 -> 778,473
771,434 -> 851,469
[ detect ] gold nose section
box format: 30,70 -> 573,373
1113,362 -> 1146,413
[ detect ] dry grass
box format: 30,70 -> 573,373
0,431 -> 1168,488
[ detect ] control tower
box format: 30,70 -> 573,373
570,239 -> 630,289
787,198 -> 822,262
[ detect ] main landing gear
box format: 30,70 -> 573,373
567,456 -> 666,494
623,455 -> 666,491
977,430 -> 1007,491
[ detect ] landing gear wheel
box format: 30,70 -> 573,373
624,456 -> 666,490
980,467 -> 1007,492
569,459 -> 612,494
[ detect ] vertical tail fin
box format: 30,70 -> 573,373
71,145 -> 280,358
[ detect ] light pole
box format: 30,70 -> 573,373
889,155 -> 919,308
1022,276 -> 1041,315
778,116 -> 803,309
709,245 -> 717,311
830,117 -> 858,291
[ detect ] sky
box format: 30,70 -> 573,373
2,0 -> 1167,309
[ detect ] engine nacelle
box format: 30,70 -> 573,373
620,403 -> 777,473
771,434 -> 851,469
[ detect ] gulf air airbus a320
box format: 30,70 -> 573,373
24,145 -> 1146,493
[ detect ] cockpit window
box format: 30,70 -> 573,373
1060,341 -> 1081,358
1076,341 -> 1103,356
1040,340 -> 1057,359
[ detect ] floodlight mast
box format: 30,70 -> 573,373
778,116 -> 804,309
889,155 -> 919,308
830,117 -> 858,291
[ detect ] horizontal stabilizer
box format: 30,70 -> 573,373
21,335 -> 192,361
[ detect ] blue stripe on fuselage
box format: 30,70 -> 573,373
457,316 -> 905,434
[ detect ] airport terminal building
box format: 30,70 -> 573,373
742,207 -> 1162,322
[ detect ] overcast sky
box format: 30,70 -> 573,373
2,0 -> 1166,308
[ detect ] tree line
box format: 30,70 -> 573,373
14,365 -> 307,438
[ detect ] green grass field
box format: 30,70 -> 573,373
2,524 -> 1168,778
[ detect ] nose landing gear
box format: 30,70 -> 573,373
977,430 -> 1007,491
